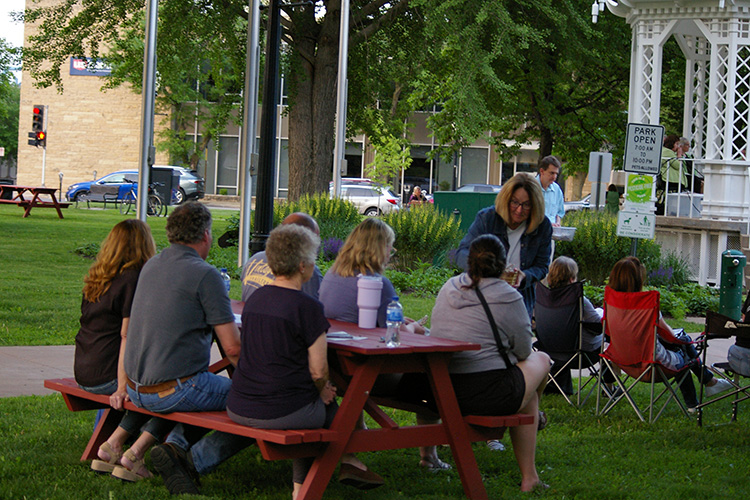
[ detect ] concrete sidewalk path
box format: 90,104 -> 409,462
0,344 -> 226,398
0,345 -> 76,397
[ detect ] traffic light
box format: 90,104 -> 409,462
32,105 -> 44,133
28,105 -> 46,148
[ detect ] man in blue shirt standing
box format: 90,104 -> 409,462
536,155 -> 565,227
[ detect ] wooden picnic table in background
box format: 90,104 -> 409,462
0,185 -> 70,218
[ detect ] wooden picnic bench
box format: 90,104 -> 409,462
0,184 -> 71,218
44,376 -> 533,498
45,316 -> 536,499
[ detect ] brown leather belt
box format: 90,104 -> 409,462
127,375 -> 194,394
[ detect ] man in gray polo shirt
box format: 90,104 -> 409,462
124,202 -> 241,494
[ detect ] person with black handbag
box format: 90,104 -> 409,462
430,234 -> 551,492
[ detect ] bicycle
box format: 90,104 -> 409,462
119,181 -> 166,216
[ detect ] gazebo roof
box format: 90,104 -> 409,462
605,0 -> 750,19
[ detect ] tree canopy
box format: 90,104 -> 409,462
0,38 -> 20,164
22,0 -> 633,197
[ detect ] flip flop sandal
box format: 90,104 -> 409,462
419,456 -> 452,471
537,410 -> 548,431
91,442 -> 121,473
111,449 -> 152,482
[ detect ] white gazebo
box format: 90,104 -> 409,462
603,0 -> 750,284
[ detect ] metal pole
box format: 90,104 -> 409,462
238,0 -> 262,266
251,0 -> 282,254
137,0 -> 159,220
595,154 -> 602,210
332,0 -> 350,199
41,105 -> 48,186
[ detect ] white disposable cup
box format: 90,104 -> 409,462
357,276 -> 383,329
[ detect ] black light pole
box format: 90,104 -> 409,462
250,0 -> 282,255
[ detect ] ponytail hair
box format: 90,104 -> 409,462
466,234 -> 506,289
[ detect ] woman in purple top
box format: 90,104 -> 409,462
319,218 -> 447,470
227,224 -> 383,498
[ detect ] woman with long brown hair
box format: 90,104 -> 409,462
608,257 -> 732,410
75,219 -> 170,481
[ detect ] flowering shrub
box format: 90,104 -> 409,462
648,266 -> 674,288
321,237 -> 344,261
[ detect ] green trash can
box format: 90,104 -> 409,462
719,249 -> 746,321
432,192 -> 498,232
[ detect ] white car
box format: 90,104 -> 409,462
332,183 -> 401,216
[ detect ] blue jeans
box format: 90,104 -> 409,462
127,372 -> 232,455
126,371 -> 232,414
80,379 -> 171,439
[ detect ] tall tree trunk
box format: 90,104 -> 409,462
538,126 -> 553,159
287,3 -> 341,200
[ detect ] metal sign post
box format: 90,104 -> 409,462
587,152 -> 612,210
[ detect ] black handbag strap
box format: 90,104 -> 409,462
475,287 -> 513,367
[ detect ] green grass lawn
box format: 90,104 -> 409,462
0,203 -> 704,346
1,388 -> 749,500
0,204 -> 239,346
3,203 -> 747,499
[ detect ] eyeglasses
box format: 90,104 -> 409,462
389,247 -> 397,257
510,200 -> 532,211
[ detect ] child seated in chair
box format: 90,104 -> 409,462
541,257 -> 613,394
608,257 -> 732,410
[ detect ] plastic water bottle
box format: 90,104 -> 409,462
385,296 -> 403,348
220,268 -> 231,294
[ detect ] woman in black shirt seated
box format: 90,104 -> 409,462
227,224 -> 383,499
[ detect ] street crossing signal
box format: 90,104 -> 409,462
28,105 -> 47,148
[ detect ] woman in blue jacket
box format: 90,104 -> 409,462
456,172 -> 552,318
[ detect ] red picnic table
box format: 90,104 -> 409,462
0,184 -> 71,218
231,300 -> 533,500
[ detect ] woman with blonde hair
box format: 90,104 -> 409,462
320,218 -> 396,324
319,218 -> 447,470
456,172 -> 553,318
320,218 -> 422,332
75,219 -> 171,481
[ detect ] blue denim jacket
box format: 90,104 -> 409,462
456,206 -> 552,318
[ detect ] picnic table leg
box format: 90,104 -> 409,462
296,357 -> 384,500
49,193 -> 65,219
427,354 -> 489,500
22,192 -> 40,217
80,408 -> 123,461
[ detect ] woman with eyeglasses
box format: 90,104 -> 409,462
456,172 -> 552,318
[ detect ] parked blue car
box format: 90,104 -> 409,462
66,170 -> 138,202
65,167 -> 205,204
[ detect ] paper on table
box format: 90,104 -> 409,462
326,331 -> 367,341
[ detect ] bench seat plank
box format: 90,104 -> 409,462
44,378 -> 338,447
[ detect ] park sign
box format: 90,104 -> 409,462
623,123 -> 664,175
617,210 -> 656,239
624,173 -> 654,207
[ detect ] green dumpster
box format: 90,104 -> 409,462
432,192 -> 498,232
719,249 -> 746,321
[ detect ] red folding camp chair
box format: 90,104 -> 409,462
695,311 -> 750,426
596,287 -> 695,423
534,281 -> 602,407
